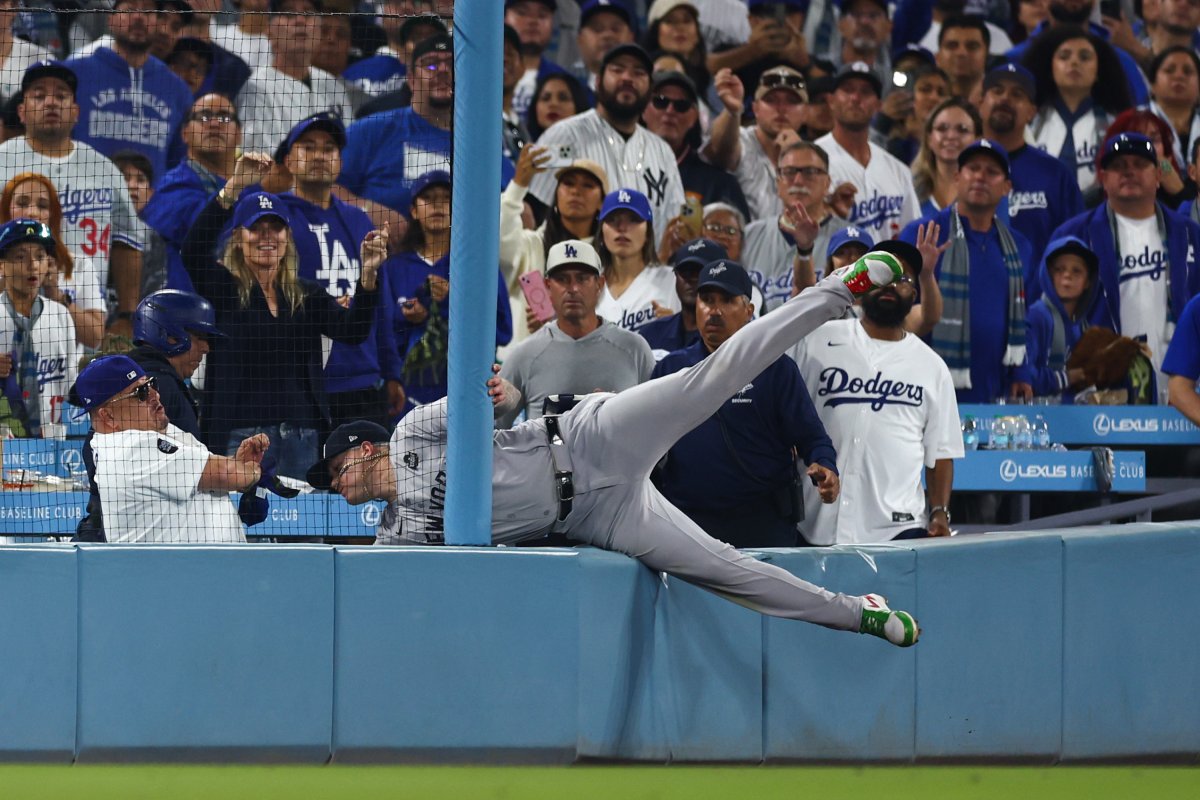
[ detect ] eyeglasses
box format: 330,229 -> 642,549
778,166 -> 828,180
932,123 -> 973,136
896,274 -> 915,285
651,95 -> 694,113
704,222 -> 741,237
760,72 -> 805,93
189,111 -> 239,125
105,376 -> 157,406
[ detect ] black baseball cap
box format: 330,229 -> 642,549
957,138 -> 1010,177
400,13 -> 448,45
871,239 -> 923,278
21,61 -> 77,95
832,61 -> 883,97
697,259 -> 753,299
1100,132 -> 1157,169
306,421 -> 392,490
412,33 -> 453,66
601,42 -> 654,74
652,70 -> 698,101
671,238 -> 727,270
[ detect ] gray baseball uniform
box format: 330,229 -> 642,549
380,276 -> 863,631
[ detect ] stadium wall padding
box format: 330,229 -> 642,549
0,525 -> 1197,764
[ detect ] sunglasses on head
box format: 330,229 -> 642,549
761,72 -> 805,92
651,94 -> 694,113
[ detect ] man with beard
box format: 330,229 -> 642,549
899,140 -> 1035,404
743,141 -> 849,311
979,62 -> 1082,282
1004,0 -> 1149,105
789,239 -> 962,545
638,237 -> 727,359
704,65 -> 807,222
276,112 -> 405,428
506,0 -> 571,119
829,0 -> 893,84
66,0 -> 193,181
1143,0 -> 1200,57
652,258 -> 840,549
529,43 -> 684,247
142,93 -> 243,293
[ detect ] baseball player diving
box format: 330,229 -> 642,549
308,250 -> 920,647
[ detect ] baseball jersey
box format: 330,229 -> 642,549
1115,212 -> 1172,376
816,133 -> 921,241
790,319 -> 963,545
236,65 -> 356,154
743,213 -> 849,312
1029,103 -> 1107,194
0,294 -> 76,435
342,47 -> 406,97
92,422 -> 247,544
1004,144 -> 1085,274
339,107 -> 451,214
66,47 -> 193,182
732,126 -> 782,222
596,265 -> 681,332
0,137 -> 148,293
529,110 -> 685,245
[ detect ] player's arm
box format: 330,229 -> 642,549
198,454 -> 261,493
107,244 -> 141,334
1168,375 -> 1200,427
701,69 -> 745,171
487,365 -> 523,421
925,459 -> 954,537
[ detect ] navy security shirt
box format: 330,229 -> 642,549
652,340 -> 837,511
637,312 -> 699,359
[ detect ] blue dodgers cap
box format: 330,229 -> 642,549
410,169 -> 451,201
581,0 -> 635,28
892,43 -> 936,68
600,188 -> 653,222
983,61 -> 1036,100
697,259 -> 753,299
1100,132 -> 1157,169
671,238 -> 727,270
0,218 -> 56,258
72,355 -> 146,412
957,138 -> 1011,177
276,110 -> 346,163
306,420 -> 392,490
826,225 -> 875,259
231,191 -> 290,229
21,60 -> 77,94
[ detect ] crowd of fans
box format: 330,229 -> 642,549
2,0 -> 1200,545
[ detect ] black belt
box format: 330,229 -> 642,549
544,415 -> 574,521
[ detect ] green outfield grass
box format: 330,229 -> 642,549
0,765 -> 1197,799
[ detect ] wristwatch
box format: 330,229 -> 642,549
929,505 -> 951,523
795,244 -> 814,257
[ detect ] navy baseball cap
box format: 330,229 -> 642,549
698,259 -> 753,299
652,69 -> 698,101
306,420 -> 392,490
872,239 -> 923,277
748,0 -> 810,12
411,33 -> 453,66
231,191 -> 290,230
600,188 -> 653,222
1100,133 -> 1157,169
834,0 -> 886,10
958,138 -> 1010,177
21,60 -> 77,95
581,0 -> 634,28
672,238 -> 727,270
826,226 -> 874,259
601,42 -> 654,74
399,13 -> 448,45
982,62 -> 1036,100
833,61 -> 883,96
276,111 -> 347,163
411,170 -> 451,201
0,218 -> 56,258
71,355 -> 146,412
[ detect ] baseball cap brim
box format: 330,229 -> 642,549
602,43 -> 653,74
870,239 -> 923,278
833,66 -> 883,96
21,61 -> 77,95
958,142 -> 1010,177
306,421 -> 391,490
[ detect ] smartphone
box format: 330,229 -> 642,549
1100,0 -> 1122,17
770,2 -> 789,24
545,143 -> 575,169
891,70 -> 909,89
680,196 -> 702,240
520,271 -> 556,323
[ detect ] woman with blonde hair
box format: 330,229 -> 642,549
181,154 -> 388,480
911,98 -> 984,217
0,172 -> 104,348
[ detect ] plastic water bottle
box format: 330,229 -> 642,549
991,415 -> 1012,450
1013,415 -> 1033,450
1032,414 -> 1051,450
962,416 -> 979,450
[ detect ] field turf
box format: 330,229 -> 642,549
0,765 -> 1196,799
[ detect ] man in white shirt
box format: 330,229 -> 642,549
816,62 -> 921,240
0,0 -> 53,104
791,241 -> 962,545
235,0 -> 354,153
73,354 -> 276,543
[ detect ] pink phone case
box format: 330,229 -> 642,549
520,272 -> 556,322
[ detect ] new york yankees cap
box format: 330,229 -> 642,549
306,421 -> 392,490
231,191 -> 291,230
546,239 -> 603,275
671,238 -> 727,271
600,188 -> 653,222
698,259 -> 753,299
71,355 -> 146,412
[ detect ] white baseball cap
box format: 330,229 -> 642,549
545,239 -> 602,276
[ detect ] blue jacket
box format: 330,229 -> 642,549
1003,144 -> 1085,276
1048,201 -> 1200,327
281,193 -> 402,393
66,47 -> 193,182
143,159 -> 225,294
1023,235 -> 1117,399
381,251 -> 512,410
343,54 -> 406,96
651,340 -> 837,511
1005,22 -> 1149,106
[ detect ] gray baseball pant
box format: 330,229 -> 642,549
558,276 -> 864,631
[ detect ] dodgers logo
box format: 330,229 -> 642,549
816,368 -> 924,410
618,189 -> 631,203
1119,247 -> 1166,281
709,262 -> 727,275
687,240 -> 706,251
851,193 -> 905,231
564,243 -> 577,258
259,195 -> 273,209
1008,191 -> 1048,216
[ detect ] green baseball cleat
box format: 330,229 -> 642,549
831,251 -> 904,297
859,593 -> 920,647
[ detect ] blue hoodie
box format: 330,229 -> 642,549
1023,235 -> 1117,400
143,158 -> 225,294
66,47 -> 193,182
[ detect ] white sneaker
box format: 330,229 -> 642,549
858,593 -> 920,647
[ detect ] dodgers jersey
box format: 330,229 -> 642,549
92,423 -> 246,544
815,133 -> 920,241
528,110 -> 685,245
596,265 -> 680,332
790,320 -> 963,545
0,295 -> 76,433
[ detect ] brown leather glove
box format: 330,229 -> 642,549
1088,336 -> 1144,388
1067,326 -> 1118,371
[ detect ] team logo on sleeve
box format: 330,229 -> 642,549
403,451 -> 420,470
157,438 -> 179,454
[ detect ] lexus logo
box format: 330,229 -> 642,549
1000,459 -> 1019,483
360,504 -> 381,526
